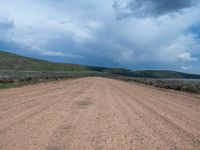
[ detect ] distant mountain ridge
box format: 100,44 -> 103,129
0,50 -> 200,79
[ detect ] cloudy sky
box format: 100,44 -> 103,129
0,0 -> 200,73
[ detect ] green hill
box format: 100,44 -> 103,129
0,50 -> 86,71
1,50 -> 200,79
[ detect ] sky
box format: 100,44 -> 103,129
0,0 -> 200,73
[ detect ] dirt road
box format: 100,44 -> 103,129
0,77 -> 200,150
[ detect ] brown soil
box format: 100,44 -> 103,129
0,77 -> 200,150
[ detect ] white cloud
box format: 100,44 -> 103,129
177,52 -> 198,61
0,0 -> 200,72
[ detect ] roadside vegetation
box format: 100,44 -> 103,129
117,77 -> 200,94
0,70 -> 107,89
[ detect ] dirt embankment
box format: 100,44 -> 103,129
0,77 -> 200,150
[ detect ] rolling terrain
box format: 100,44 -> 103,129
1,50 -> 200,79
0,77 -> 199,150
1,50 -> 200,94
0,50 -> 86,71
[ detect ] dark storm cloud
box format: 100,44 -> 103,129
113,0 -> 198,19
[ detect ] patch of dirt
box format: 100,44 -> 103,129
75,98 -> 93,106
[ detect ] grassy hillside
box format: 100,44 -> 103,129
0,50 -> 200,79
0,51 -> 86,71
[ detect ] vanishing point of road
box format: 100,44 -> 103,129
0,77 -> 200,150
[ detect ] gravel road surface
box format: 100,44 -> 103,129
0,77 -> 200,150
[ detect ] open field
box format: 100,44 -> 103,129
0,77 -> 200,150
